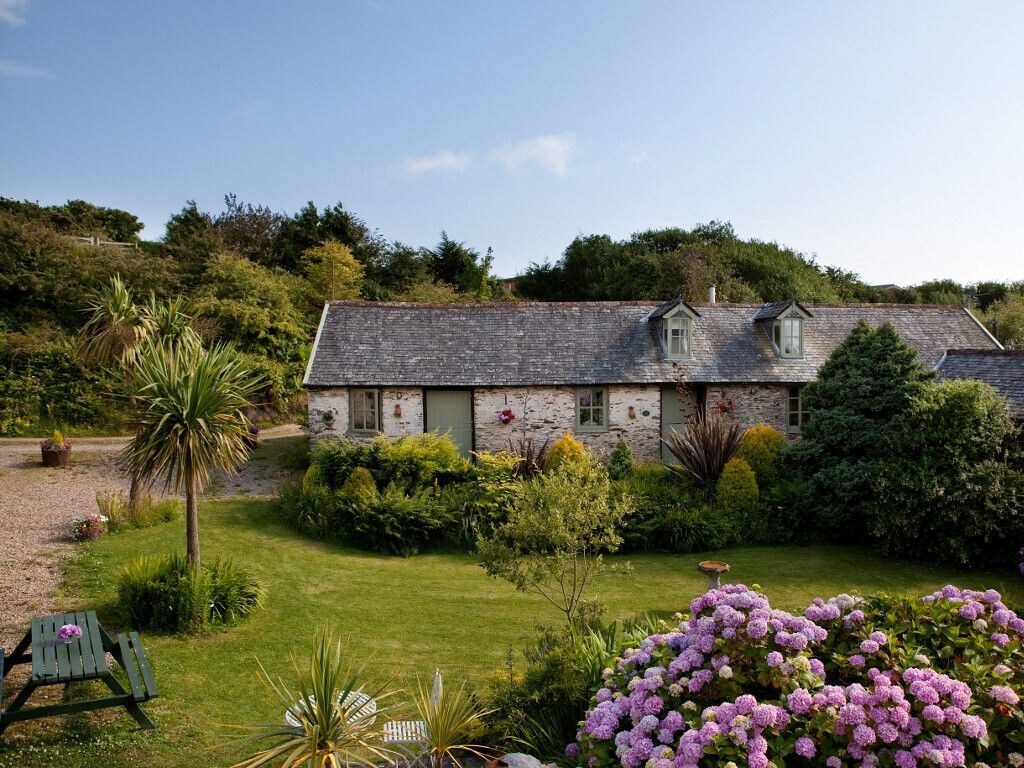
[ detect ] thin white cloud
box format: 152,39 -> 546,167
492,133 -> 577,178
0,57 -> 53,78
0,0 -> 30,26
393,150 -> 475,177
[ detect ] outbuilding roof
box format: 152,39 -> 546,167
303,301 -> 1000,388
937,349 -> 1024,418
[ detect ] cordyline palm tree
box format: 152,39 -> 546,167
122,341 -> 261,566
79,276 -> 207,511
78,276 -> 155,510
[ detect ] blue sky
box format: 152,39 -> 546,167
2,1 -> 1023,284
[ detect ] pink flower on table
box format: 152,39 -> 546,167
56,624 -> 82,643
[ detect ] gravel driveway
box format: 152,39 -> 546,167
0,425 -> 306,648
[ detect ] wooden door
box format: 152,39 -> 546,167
661,386 -> 687,464
424,390 -> 474,458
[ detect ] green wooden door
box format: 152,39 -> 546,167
661,386 -> 687,464
425,390 -> 474,458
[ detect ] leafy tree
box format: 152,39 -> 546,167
983,293 -> 1024,348
191,252 -> 308,360
363,241 -> 430,297
873,379 -> 1023,567
396,280 -> 466,304
477,455 -> 632,632
0,197 -> 143,242
214,193 -> 282,265
424,232 -> 495,297
123,342 -> 261,565
786,322 -> 934,539
300,240 -> 364,307
273,201 -> 388,274
163,201 -> 223,277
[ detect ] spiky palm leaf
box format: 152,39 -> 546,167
77,275 -> 153,367
140,293 -> 203,353
661,412 -> 745,487
231,628 -> 399,768
121,341 -> 262,564
415,675 -> 494,768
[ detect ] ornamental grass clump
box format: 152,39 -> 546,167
661,413 -> 745,488
571,583 -> 1024,768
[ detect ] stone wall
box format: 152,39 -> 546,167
708,383 -> 791,435
473,385 -> 663,460
307,387 -> 424,442
307,382 -> 796,450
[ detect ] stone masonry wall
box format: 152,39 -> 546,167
708,383 -> 791,435
307,387 -> 424,442
473,385 -> 663,460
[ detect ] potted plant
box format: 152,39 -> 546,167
41,429 -> 72,467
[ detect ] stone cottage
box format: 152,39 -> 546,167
302,298 -> 1000,460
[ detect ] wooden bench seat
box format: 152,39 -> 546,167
116,632 -> 158,702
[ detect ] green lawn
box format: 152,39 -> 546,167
2,497 -> 1022,768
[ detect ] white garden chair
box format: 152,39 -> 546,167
384,668 -> 441,754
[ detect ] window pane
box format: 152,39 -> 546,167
592,409 -> 604,426
789,413 -> 799,427
579,391 -> 591,407
580,409 -> 591,425
592,389 -> 603,406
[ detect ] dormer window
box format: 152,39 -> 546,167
648,298 -> 700,361
752,299 -> 811,360
664,316 -> 692,359
773,316 -> 803,358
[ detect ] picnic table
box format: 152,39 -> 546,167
0,610 -> 157,735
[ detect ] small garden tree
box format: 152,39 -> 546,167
788,321 -> 933,539
873,379 -> 1024,567
122,341 -> 262,566
477,455 -> 632,632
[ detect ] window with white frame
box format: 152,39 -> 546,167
788,385 -> 809,431
576,387 -> 607,430
773,316 -> 804,358
663,316 -> 692,359
349,388 -> 381,432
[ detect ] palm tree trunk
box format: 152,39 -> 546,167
185,477 -> 200,567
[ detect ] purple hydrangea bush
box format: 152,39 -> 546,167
571,584 -> 1023,768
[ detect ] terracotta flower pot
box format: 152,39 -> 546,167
41,444 -> 71,467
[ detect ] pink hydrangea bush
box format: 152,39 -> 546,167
573,584 -> 1024,768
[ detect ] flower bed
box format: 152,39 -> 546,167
572,584 -> 1023,768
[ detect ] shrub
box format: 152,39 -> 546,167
98,490 -> 181,531
662,413 -> 744,487
340,466 -> 377,499
344,485 -> 455,556
747,470 -> 816,545
607,438 -> 633,480
715,456 -> 759,520
478,456 -> 632,629
873,379 -> 1024,568
506,435 -> 550,478
574,583 -> 1024,768
312,433 -> 470,492
545,431 -> 588,471
622,504 -> 736,553
116,553 -> 264,633
787,321 -> 934,539
736,422 -> 785,487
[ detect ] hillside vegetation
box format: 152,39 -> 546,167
1,196 -> 1020,435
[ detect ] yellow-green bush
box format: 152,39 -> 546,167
545,431 -> 588,471
737,423 -> 786,487
715,457 -> 759,519
340,466 -> 378,499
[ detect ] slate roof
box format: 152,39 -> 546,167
303,301 -> 1000,388
751,299 -> 812,321
937,349 -> 1024,418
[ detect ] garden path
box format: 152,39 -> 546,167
0,425 -> 305,648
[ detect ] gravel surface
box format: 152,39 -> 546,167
0,425 -> 306,648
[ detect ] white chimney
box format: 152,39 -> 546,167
708,285 -> 716,304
